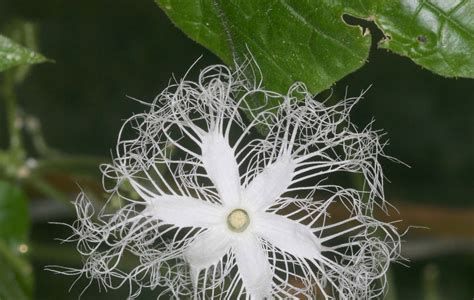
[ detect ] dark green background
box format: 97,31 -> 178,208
0,0 -> 473,299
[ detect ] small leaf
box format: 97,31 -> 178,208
0,181 -> 29,251
155,0 -> 474,103
0,34 -> 48,73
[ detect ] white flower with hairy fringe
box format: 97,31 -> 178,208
50,63 -> 401,299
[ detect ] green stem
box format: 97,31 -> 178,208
26,175 -> 71,204
23,115 -> 58,158
423,264 -> 440,300
1,72 -> 23,155
385,267 -> 397,300
35,155 -> 107,176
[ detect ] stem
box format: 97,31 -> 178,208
1,71 -> 23,155
26,175 -> 71,204
385,268 -> 398,300
23,115 -> 58,158
423,264 -> 440,300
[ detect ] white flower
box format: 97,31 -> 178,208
51,64 -> 401,299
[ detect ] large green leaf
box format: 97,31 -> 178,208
156,0 -> 370,96
155,0 -> 474,98
0,181 -> 32,300
0,34 -> 47,73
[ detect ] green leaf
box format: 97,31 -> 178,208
0,181 -> 29,250
0,182 -> 32,300
0,242 -> 32,300
155,0 -> 473,99
346,0 -> 474,79
0,34 -> 48,73
155,0 -> 370,96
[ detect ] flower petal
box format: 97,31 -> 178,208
145,195 -> 225,228
184,226 -> 232,287
243,156 -> 296,210
201,133 -> 241,207
234,234 -> 273,299
253,212 -> 322,259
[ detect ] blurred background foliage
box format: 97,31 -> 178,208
0,0 -> 473,299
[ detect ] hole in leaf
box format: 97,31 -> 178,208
417,35 -> 427,43
342,14 -> 387,47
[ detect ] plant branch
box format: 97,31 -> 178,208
1,71 -> 23,156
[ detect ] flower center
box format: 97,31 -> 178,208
227,209 -> 250,232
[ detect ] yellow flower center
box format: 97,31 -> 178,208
227,209 -> 250,232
